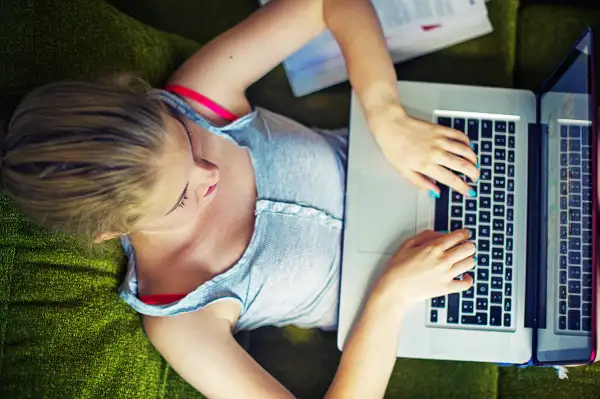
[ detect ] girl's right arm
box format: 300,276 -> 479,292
144,229 -> 474,399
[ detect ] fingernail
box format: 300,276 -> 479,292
440,230 -> 448,233
429,190 -> 440,199
476,163 -> 480,169
473,255 -> 478,261
470,143 -> 475,150
469,189 -> 477,198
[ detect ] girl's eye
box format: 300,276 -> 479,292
178,191 -> 189,209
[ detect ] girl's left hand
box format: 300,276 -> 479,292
366,103 -> 479,197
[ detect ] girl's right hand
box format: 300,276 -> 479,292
372,229 -> 476,313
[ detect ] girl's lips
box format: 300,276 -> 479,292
204,184 -> 217,197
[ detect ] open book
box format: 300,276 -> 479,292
259,0 -> 493,97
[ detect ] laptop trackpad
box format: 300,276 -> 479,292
353,173 -> 433,255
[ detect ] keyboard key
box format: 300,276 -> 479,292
583,188 -> 592,201
561,139 -> 569,151
559,301 -> 567,315
480,211 -> 491,223
568,281 -> 581,294
560,286 -> 566,299
570,209 -> 581,222
462,301 -> 474,313
508,150 -> 515,163
504,314 -> 511,327
583,146 -> 592,160
479,254 -> 490,266
467,119 -> 479,141
480,183 -> 491,195
559,316 -> 567,330
506,253 -> 513,266
570,167 -> 581,180
583,174 -> 592,187
482,120 -> 493,138
482,141 -> 493,153
583,202 -> 592,215
493,205 -> 504,217
476,297 -> 488,310
583,317 -> 592,332
462,313 -> 488,325
451,191 -> 462,203
466,200 -> 477,212
583,259 -> 592,272
505,267 -> 512,281
569,154 -> 581,165
561,126 -> 568,137
569,125 -> 580,137
490,306 -> 502,326
465,213 -> 477,226
437,117 -> 452,127
450,220 -> 463,231
561,154 -> 568,166
478,240 -> 490,252
568,238 -> 581,251
463,285 -> 475,299
504,298 -> 512,312
508,165 -> 515,177
491,291 -> 502,304
569,182 -> 581,193
491,263 -> 503,275
451,206 -> 462,218
568,295 -> 581,308
481,155 -> 492,166
430,309 -> 438,323
492,234 -> 504,246
495,135 -> 506,147
509,122 -> 515,133
582,126 -> 590,144
561,183 -> 568,195
447,293 -> 459,323
481,168 -> 492,181
560,241 -> 568,254
477,268 -> 489,281
560,256 -> 567,269
561,211 -> 568,224
493,177 -> 505,188
569,266 -> 581,279
478,283 -> 489,296
493,220 -> 505,231
561,168 -> 568,180
583,161 -> 592,174
560,271 -> 567,284
495,149 -> 506,160
569,223 -> 580,236
495,121 -> 507,132
431,296 -> 446,308
507,207 -> 514,220
568,310 -> 581,330
505,283 -> 512,297
481,197 -> 491,209
479,225 -> 490,237
569,195 -> 581,208
508,136 -> 515,148
507,179 -> 514,192
583,302 -> 591,317
560,197 -> 568,210
494,163 -> 506,174
491,276 -> 503,289
583,216 -> 592,230
453,118 -> 466,132
583,229 -> 591,242
569,139 -> 581,152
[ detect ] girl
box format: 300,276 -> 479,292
0,0 -> 480,397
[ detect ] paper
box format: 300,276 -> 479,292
258,0 -> 493,97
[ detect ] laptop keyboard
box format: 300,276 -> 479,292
556,124 -> 593,334
429,115 -> 517,331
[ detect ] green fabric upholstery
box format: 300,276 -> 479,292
1,0 -> 599,398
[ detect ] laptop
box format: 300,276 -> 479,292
338,29 -> 597,365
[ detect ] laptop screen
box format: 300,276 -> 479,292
537,29 -> 596,364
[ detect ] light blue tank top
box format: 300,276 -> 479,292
119,90 -> 347,331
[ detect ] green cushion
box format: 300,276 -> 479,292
0,0 -> 201,397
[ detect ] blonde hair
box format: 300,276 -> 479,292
0,76 -> 169,241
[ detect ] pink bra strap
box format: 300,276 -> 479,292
165,84 -> 239,122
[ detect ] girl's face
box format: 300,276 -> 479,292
134,114 -> 219,233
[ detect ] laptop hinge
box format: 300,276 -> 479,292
525,120 -> 547,329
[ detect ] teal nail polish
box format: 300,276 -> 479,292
470,143 -> 475,150
469,189 -> 477,198
473,255 -> 478,261
440,230 -> 448,233
429,190 -> 440,199
476,163 -> 480,169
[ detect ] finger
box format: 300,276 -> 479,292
428,165 -> 473,197
444,241 -> 477,266
449,255 -> 476,277
442,139 -> 478,170
403,170 -> 439,194
440,127 -> 470,146
437,151 -> 479,184
431,228 -> 471,251
446,274 -> 474,294
403,229 -> 444,248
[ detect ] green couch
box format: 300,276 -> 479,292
1,0 -> 599,398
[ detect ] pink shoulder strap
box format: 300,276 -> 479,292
165,84 -> 239,122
